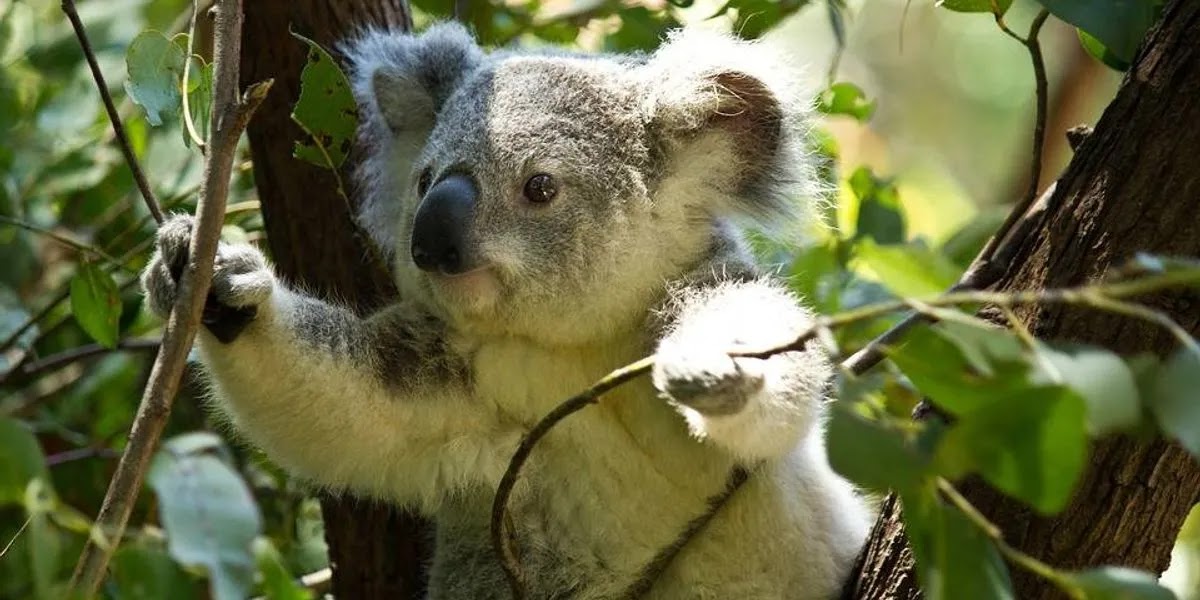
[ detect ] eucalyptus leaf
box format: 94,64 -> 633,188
1063,566 -> 1178,599
124,30 -> 186,127
937,0 -> 1013,15
903,489 -> 1015,600
850,167 -> 905,244
827,400 -> 929,493
0,417 -> 48,506
1145,350 -> 1200,459
1034,0 -> 1160,62
855,239 -> 962,298
1033,343 -> 1142,435
149,433 -> 262,600
817,82 -> 876,122
70,261 -> 122,349
291,31 -> 358,169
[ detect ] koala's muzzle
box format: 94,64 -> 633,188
411,174 -> 479,275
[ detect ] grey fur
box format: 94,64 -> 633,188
141,24 -> 869,600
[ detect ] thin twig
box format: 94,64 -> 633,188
61,0 -> 164,224
47,447 -> 121,467
0,516 -> 31,559
67,0 -> 271,593
490,267 -> 1200,597
0,216 -> 131,271
13,338 -> 160,382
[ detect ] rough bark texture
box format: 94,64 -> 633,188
847,1 -> 1200,597
239,2 -> 433,599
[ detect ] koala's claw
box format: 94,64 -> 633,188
652,348 -> 765,416
141,214 -> 274,343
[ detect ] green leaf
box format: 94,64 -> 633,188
70,261 -> 122,349
827,400 -> 930,493
711,0 -> 807,39
1145,350 -> 1200,458
936,386 -> 1088,514
254,538 -> 313,600
817,82 -> 876,122
903,489 -> 1015,600
182,53 -> 214,148
849,167 -> 905,244
1063,567 -> 1177,600
111,544 -> 197,600
856,239 -> 963,297
603,7 -> 680,51
149,433 -> 262,600
124,30 -> 187,127
1077,29 -> 1131,71
889,322 -> 1031,414
1034,0 -> 1160,62
937,0 -> 1013,15
291,31 -> 358,170
1033,343 -> 1142,435
0,417 -> 48,506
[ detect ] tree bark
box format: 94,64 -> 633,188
847,1 -> 1200,597
239,2 -> 432,598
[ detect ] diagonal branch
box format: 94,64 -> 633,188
61,0 -> 164,224
66,0 -> 272,594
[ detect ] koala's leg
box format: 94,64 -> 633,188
141,216 -> 516,509
652,279 -> 832,462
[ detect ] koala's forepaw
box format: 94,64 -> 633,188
652,346 -> 765,416
140,214 -> 274,342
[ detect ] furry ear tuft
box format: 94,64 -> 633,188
639,29 -> 824,236
339,22 -> 483,259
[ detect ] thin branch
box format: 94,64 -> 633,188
61,0 -> 164,224
0,516 -> 31,560
10,338 -> 160,383
67,0 -> 271,593
181,0 -> 207,151
0,216 -> 130,271
491,268 -> 1200,597
47,447 -> 121,467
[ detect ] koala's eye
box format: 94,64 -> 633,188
523,173 -> 558,204
417,169 -> 433,197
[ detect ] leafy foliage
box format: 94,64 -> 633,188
0,1 -> 1192,598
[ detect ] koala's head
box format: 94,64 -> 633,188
344,23 -> 819,344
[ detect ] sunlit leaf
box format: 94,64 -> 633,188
1033,343 -> 1142,435
903,489 -> 1015,600
291,31 -> 358,169
1145,350 -> 1200,459
124,30 -> 186,127
817,82 -> 876,122
936,386 -> 1087,514
70,260 -> 122,349
855,239 -> 962,297
149,433 -> 262,600
1063,566 -> 1178,600
889,322 -> 1031,414
1077,29 -> 1130,71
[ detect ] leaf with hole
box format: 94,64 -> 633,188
291,31 -> 358,170
70,261 -> 122,349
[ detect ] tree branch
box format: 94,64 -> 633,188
61,0 -> 164,224
66,0 -> 271,593
490,264 -> 1200,598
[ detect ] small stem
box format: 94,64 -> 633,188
181,0 -> 207,152
0,216 -> 130,271
61,0 -> 164,224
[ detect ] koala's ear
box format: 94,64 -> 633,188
640,30 -> 818,228
343,22 -> 482,136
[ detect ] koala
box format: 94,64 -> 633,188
142,23 -> 870,599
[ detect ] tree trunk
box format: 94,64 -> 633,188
848,1 -> 1200,597
239,2 -> 433,598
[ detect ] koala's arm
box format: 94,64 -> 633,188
142,217 -> 515,509
652,277 -> 832,462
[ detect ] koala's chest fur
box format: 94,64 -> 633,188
446,332 -> 739,595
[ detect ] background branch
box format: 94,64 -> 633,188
67,0 -> 271,593
61,0 -> 164,224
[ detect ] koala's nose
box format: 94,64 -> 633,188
411,174 -> 478,275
